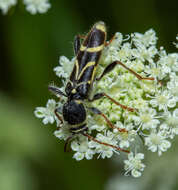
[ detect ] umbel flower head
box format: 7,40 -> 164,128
35,27 -> 178,177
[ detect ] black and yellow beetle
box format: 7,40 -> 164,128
49,21 -> 155,152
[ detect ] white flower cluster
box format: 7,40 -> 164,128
0,0 -> 17,14
35,29 -> 178,177
23,0 -> 51,15
0,0 -> 50,14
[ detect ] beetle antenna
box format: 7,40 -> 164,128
48,84 -> 67,97
64,136 -> 74,152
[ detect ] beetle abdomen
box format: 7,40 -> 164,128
62,100 -> 86,125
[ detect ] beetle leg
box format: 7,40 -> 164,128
88,93 -> 135,112
82,133 -> 129,153
96,61 -> 155,81
78,35 -> 86,39
54,108 -> 64,124
88,107 -> 127,133
64,135 -> 74,152
74,35 -> 86,55
64,126 -> 88,152
105,34 -> 116,46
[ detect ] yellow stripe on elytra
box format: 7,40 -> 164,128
75,60 -> 79,79
80,45 -> 86,51
78,61 -> 96,79
96,23 -> 106,32
87,44 -> 104,52
80,44 -> 104,52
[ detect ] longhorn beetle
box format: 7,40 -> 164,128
49,21 -> 155,153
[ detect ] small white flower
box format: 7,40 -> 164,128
127,86 -> 144,99
132,29 -> 157,47
145,62 -> 164,80
90,124 -> 106,132
163,53 -> 178,72
132,44 -> 157,63
54,125 -> 71,141
132,98 -> 148,110
115,121 -> 134,131
71,136 -> 95,161
34,99 -> 56,124
124,152 -> 145,177
157,52 -> 178,74
54,56 -> 74,79
129,59 -> 144,73
114,122 -> 136,149
118,130 -> 136,149
0,0 -> 17,14
117,43 -> 132,62
163,109 -> 178,138
132,108 -> 160,130
109,32 -> 123,48
23,0 -> 51,14
102,46 -> 118,64
145,130 -> 171,156
92,98 -> 112,114
150,90 -> 177,111
88,131 -> 117,159
167,73 -> 178,98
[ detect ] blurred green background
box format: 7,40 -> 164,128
0,0 -> 178,190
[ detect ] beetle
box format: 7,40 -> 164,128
49,21 -> 155,152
